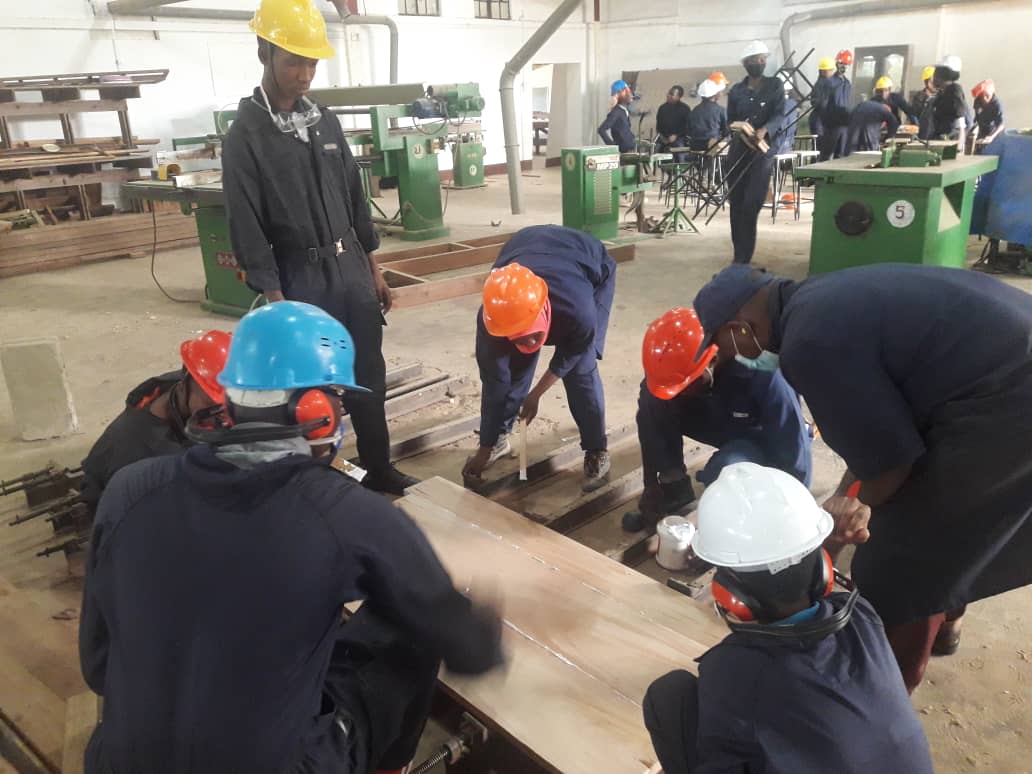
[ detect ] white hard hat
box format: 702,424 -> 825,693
782,78 -> 792,92
741,40 -> 770,60
939,54 -> 962,73
698,78 -> 722,99
691,462 -> 833,573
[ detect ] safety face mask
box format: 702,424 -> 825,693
255,85 -> 322,142
731,327 -> 780,372
744,62 -> 766,78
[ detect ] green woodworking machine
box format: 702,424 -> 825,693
123,83 -> 485,316
798,141 -> 998,274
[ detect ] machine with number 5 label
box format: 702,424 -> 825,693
797,148 -> 998,274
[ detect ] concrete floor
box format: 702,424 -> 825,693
1,167 -> 1030,772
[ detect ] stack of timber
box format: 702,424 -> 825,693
0,69 -> 183,277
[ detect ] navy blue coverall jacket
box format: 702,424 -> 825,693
598,104 -> 635,152
80,448 -> 502,774
813,73 -> 852,159
848,99 -> 900,153
475,226 -> 616,451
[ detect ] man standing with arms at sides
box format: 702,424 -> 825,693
599,79 -> 636,153
814,50 -> 853,160
912,65 -> 937,132
222,0 -> 417,495
725,41 -> 786,264
808,58 -> 834,151
688,78 -> 728,151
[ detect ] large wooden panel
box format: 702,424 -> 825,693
396,477 -> 725,774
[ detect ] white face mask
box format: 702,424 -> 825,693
255,85 -> 322,142
731,326 -> 780,373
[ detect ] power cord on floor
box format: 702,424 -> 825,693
149,206 -> 200,303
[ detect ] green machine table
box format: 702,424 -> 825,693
799,152 -> 998,274
123,179 -> 260,316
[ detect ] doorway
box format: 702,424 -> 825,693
852,45 -> 912,104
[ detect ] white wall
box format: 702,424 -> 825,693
0,0 -> 594,169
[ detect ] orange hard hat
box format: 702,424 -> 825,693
482,263 -> 549,338
836,49 -> 853,65
709,71 -> 729,86
971,79 -> 994,100
642,308 -> 718,400
181,330 -> 232,403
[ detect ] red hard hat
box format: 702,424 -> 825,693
642,308 -> 718,400
836,49 -> 853,65
181,330 -> 232,403
482,263 -> 549,338
971,79 -> 994,100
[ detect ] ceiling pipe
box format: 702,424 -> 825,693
108,3 -> 398,85
500,0 -> 582,215
781,0 -> 998,75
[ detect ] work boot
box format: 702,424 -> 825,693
363,465 -> 420,496
582,450 -> 611,492
621,477 -> 696,533
487,435 -> 512,465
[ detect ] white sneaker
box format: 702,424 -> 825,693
488,436 -> 511,464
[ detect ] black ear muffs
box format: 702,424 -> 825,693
287,389 -> 338,440
712,549 -> 836,623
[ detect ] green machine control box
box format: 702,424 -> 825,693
561,146 -> 621,240
800,152 -> 998,274
450,138 -> 486,189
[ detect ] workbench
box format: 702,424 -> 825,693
799,152 -> 997,274
397,477 -> 726,774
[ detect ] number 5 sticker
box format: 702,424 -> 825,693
887,199 -> 916,228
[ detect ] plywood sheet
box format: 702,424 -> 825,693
396,477 -> 726,774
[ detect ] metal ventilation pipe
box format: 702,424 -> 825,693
500,0 -> 583,214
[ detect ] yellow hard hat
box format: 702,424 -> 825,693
875,76 -> 893,90
250,0 -> 336,60
921,65 -> 935,82
817,57 -> 835,71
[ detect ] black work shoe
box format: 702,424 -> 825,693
583,450 -> 611,492
363,465 -> 420,496
622,508 -> 656,533
659,476 -> 696,513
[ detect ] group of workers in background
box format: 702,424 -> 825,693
64,1 -> 1029,772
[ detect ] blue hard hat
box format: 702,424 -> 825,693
217,301 -> 370,392
611,79 -> 629,95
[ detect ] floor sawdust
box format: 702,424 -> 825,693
1,166 -> 1030,773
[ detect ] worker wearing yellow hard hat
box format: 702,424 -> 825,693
221,0 -> 420,497
871,74 -> 919,125
911,65 -> 938,127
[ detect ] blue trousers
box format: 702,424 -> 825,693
637,381 -> 782,487
492,349 -> 607,451
726,145 -> 776,264
819,125 -> 849,160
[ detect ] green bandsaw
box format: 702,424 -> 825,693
798,143 -> 998,274
123,82 -> 486,316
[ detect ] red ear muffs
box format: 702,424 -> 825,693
712,568 -> 763,622
813,548 -> 835,599
289,389 -> 337,440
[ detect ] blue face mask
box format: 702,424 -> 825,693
731,327 -> 780,372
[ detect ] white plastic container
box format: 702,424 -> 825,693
655,516 -> 696,571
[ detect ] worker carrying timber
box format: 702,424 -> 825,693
598,79 -> 636,153
222,0 -> 417,495
693,263 -> 1032,693
79,301 -> 504,774
80,330 -> 230,517
622,306 -> 811,533
847,87 -> 900,154
462,225 -> 617,491
642,463 -> 934,774
725,40 -> 787,264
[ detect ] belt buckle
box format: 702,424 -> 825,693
335,238 -> 345,255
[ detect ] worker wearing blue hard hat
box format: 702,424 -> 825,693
599,78 -> 636,152
222,0 -> 417,496
692,262 -> 1032,693
79,301 -> 505,774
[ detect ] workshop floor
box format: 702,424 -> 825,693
1,168 -> 1030,773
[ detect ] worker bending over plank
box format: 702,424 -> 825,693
623,307 -> 811,533
463,225 -> 617,491
79,302 -> 504,774
80,330 -> 230,517
222,0 -> 416,494
644,463 -> 933,774
694,263 -> 1032,692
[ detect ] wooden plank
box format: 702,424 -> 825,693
396,478 -> 725,774
386,415 -> 478,460
384,362 -> 423,390
0,227 -> 196,267
0,211 -> 190,247
544,468 -> 644,533
391,269 -> 489,309
0,714 -> 50,774
381,268 -> 426,288
61,692 -> 99,774
0,237 -> 197,278
478,423 -> 635,498
0,169 -> 137,195
384,373 -> 449,401
0,99 -> 128,118
450,233 -> 514,247
0,70 -> 168,91
374,241 -> 470,263
380,243 -> 505,277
